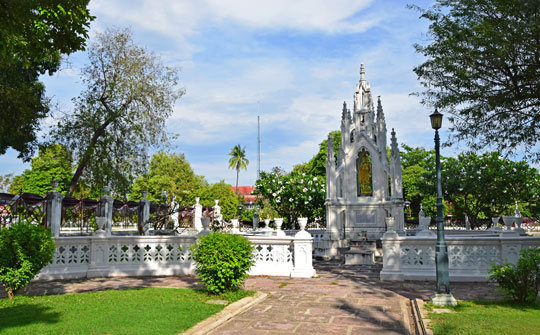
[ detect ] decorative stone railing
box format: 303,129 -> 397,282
380,233 -> 540,282
37,232 -> 316,280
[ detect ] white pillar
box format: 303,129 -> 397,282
291,228 -> 316,278
194,197 -> 203,232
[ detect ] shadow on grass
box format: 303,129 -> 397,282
0,303 -> 60,332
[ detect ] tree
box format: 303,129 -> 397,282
52,28 -> 183,197
0,1 -> 94,160
400,145 -> 442,219
0,221 -> 55,301
228,144 -> 249,195
411,0 -> 540,161
199,181 -> 239,221
130,151 -> 205,206
9,144 -> 73,196
443,152 -> 540,227
0,174 -> 13,193
305,130 -> 341,177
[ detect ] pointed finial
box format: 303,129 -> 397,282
391,128 -> 399,155
360,63 -> 365,82
342,101 -> 348,121
377,96 -> 383,113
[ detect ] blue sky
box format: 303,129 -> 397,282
2,0 -> 459,187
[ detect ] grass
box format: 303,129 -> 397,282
278,282 -> 292,288
0,287 -> 255,335
426,300 -> 540,335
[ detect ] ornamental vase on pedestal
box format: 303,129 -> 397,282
298,217 -> 308,231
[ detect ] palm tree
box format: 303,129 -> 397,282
228,144 -> 249,195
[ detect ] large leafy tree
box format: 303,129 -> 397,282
443,152 -> 540,227
199,181 -> 239,221
411,0 -> 540,161
130,151 -> 205,206
228,144 -> 249,195
9,144 -> 73,196
0,0 -> 94,160
52,28 -> 184,197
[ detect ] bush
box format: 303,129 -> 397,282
488,247 -> 540,303
191,232 -> 254,294
0,221 -> 56,301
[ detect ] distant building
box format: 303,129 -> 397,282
232,186 -> 257,209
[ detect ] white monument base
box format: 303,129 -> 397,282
432,293 -> 458,306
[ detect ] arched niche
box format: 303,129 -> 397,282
356,147 -> 373,196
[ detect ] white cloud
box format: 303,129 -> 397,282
90,0 -> 377,39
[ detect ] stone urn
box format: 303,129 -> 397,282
201,217 -> 210,230
514,217 -> 523,229
385,217 -> 395,231
50,180 -> 59,192
95,217 -> 106,234
274,218 -> 285,236
274,218 -> 283,230
199,217 -> 211,236
298,217 -> 308,231
514,217 -> 525,235
501,216 -> 515,230
263,219 -> 270,229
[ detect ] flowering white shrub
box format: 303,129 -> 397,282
255,171 -> 326,229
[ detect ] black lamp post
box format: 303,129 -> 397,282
430,109 -> 451,296
237,203 -> 243,221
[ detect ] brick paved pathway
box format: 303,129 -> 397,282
209,261 -> 501,335
2,261 -> 502,335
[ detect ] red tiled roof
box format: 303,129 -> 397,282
243,195 -> 257,203
232,186 -> 255,196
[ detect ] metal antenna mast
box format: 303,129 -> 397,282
257,114 -> 261,180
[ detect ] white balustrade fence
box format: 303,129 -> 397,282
37,232 -> 316,280
380,233 -> 540,282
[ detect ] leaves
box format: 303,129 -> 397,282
52,28 -> 184,196
0,0 -> 94,160
255,170 -> 326,227
412,0 -> 540,161
9,144 -> 73,196
0,221 -> 56,301
488,247 -> 540,303
191,233 -> 254,294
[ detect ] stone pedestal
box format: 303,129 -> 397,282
138,192 -> 150,235
291,229 -> 316,278
46,181 -> 64,237
432,293 -> 458,307
194,197 -> 203,232
99,187 -> 114,236
231,219 -> 240,234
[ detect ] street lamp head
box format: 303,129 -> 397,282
430,108 -> 443,130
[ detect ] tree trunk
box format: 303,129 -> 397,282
7,288 -> 14,302
235,168 -> 239,195
65,110 -> 119,197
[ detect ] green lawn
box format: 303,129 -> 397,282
427,300 -> 540,335
0,287 -> 254,335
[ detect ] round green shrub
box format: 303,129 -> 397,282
191,232 -> 254,294
488,247 -> 540,303
0,221 -> 56,301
